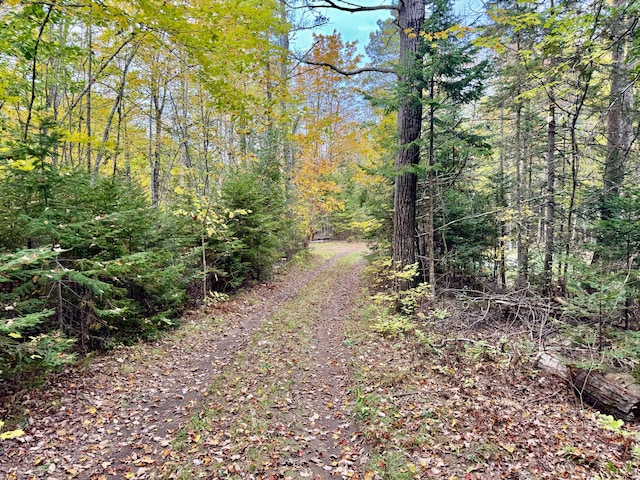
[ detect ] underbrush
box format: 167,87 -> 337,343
350,256 -> 640,479
0,166 -> 302,389
365,254 -> 640,385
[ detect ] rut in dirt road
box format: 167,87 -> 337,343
269,251 -> 367,478
0,242 -> 368,480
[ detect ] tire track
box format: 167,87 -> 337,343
0,243 -> 364,480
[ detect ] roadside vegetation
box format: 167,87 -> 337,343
346,263 -> 640,479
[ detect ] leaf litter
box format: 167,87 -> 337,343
0,243 -> 366,479
1,241 -> 638,479
347,297 -> 640,479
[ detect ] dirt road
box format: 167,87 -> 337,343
0,242 -> 368,479
3,241 -> 637,480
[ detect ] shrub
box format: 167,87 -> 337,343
0,248 -> 76,380
0,145 -> 301,382
221,169 -> 296,281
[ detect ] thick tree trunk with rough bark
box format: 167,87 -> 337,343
392,0 -> 425,290
304,0 -> 425,291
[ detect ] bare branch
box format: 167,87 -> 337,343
308,0 -> 397,13
19,1 -> 89,7
301,58 -> 397,76
59,33 -> 137,124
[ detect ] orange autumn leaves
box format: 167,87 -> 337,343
291,33 -> 369,238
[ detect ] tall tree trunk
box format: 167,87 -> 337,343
543,97 -> 556,290
151,109 -> 163,208
497,106 -> 507,288
93,47 -> 135,182
86,6 -> 93,173
24,5 -> 53,142
564,72 -> 591,279
113,97 -> 123,177
46,21 -> 64,168
279,0 -> 295,201
426,77 -> 436,294
602,0 -> 635,220
152,116 -> 162,208
393,0 -> 425,291
542,0 -> 557,291
150,72 -> 166,208
543,0 -> 557,287
178,62 -> 192,188
515,103 -> 528,287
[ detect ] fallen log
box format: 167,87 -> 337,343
535,352 -> 640,422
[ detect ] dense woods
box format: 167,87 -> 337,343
300,0 -> 640,397
0,0 -> 301,381
1,0 -> 639,403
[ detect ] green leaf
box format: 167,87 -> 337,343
598,414 -> 624,432
0,429 -> 24,440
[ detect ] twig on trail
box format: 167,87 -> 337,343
392,391 -> 421,398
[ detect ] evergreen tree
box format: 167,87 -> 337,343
417,0 -> 489,292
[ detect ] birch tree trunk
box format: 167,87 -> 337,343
93,47 -> 136,183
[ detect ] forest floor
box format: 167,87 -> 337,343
1,242 -> 639,480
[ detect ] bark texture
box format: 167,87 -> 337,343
392,0 -> 425,290
602,0 -> 636,218
535,352 -> 640,422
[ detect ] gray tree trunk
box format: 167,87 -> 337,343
515,104 -> 528,287
543,99 -> 556,290
392,0 -> 425,291
603,0 -> 635,219
426,77 -> 436,294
